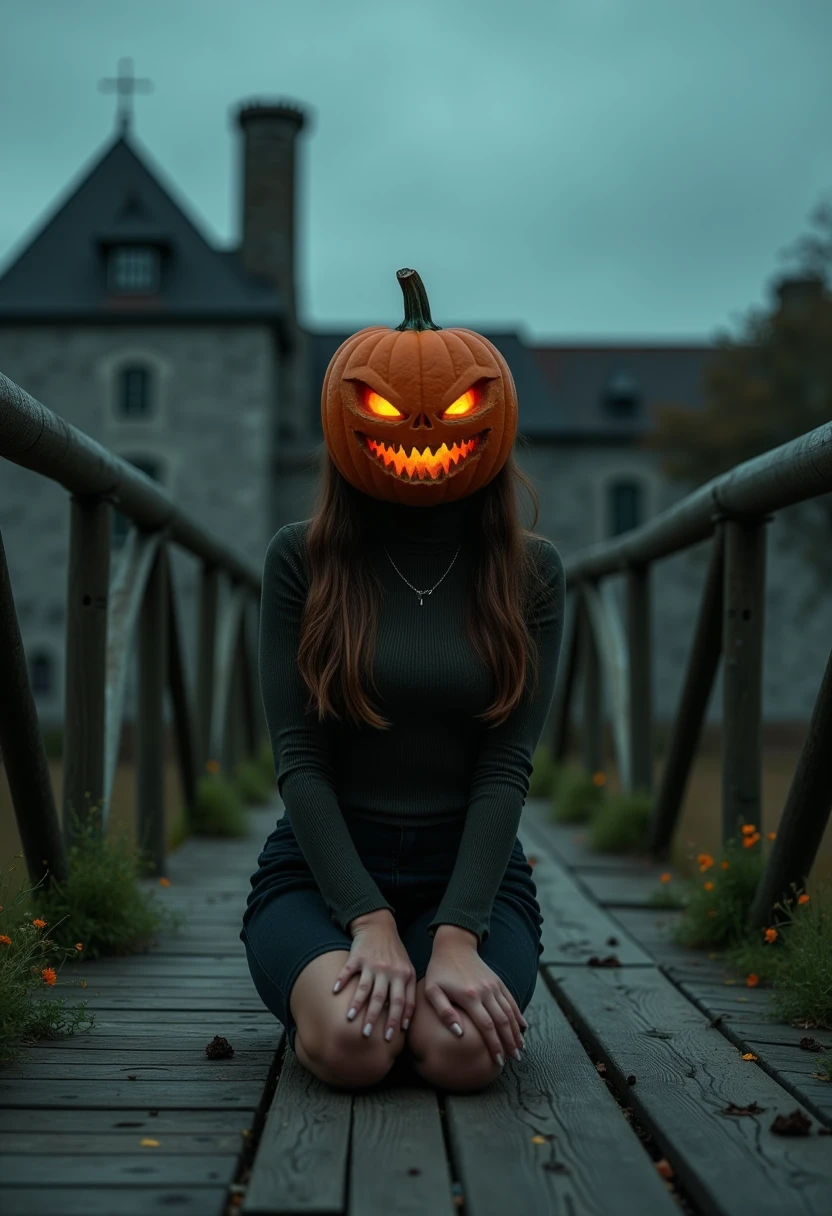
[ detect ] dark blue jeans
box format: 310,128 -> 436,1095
239,812 -> 544,1054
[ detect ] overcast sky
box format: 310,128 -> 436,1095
1,0 -> 830,342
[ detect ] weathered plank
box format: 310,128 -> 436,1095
0,1078 -> 264,1109
0,1187 -> 228,1216
4,1048 -> 274,1068
577,870 -> 679,908
0,1151 -> 239,1186
243,1048 -> 350,1215
546,965 -> 832,1216
523,800 -> 664,873
0,1108 -> 254,1135
351,1086 -> 455,1216
4,1062 -> 269,1081
445,977 -> 678,1216
0,1130 -> 245,1154
518,821 -> 654,966
18,1031 -> 279,1051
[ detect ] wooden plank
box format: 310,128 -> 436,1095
39,994 -> 266,1012
243,1049 -> 350,1215
0,1187 -> 228,1216
0,1130 -> 245,1154
546,965 -> 832,1216
4,1047 -> 274,1068
0,1152 -> 239,1186
18,1030 -> 279,1051
445,977 -> 678,1216
0,1108 -> 254,1135
575,871 -> 674,908
523,801 -> 665,873
0,1079 -> 264,1109
4,1062 -> 269,1081
518,822 -> 654,967
350,1087 -> 455,1216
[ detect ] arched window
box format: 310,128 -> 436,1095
112,457 -> 162,546
117,366 -> 154,418
29,650 -> 54,696
608,478 -> 645,537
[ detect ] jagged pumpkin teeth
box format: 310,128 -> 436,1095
321,268 -> 518,503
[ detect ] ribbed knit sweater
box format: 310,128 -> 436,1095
258,488 -> 566,945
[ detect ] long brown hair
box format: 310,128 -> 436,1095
297,441 -> 552,731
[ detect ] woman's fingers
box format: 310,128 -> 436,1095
402,974 -> 416,1033
424,982 -> 465,1038
346,967 -> 375,1022
491,989 -> 523,1058
384,976 -> 407,1040
361,971 -> 392,1037
332,958 -> 359,995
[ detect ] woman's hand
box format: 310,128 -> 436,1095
425,925 -> 528,1066
333,909 -> 417,1042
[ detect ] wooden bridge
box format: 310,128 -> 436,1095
1,370 -> 832,1215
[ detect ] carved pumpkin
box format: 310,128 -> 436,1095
321,268 -> 518,505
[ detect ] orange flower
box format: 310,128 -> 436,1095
746,974 -> 759,988
742,832 -> 761,849
158,877 -> 171,887
32,918 -> 47,929
703,881 -> 715,891
764,928 -> 778,943
698,853 -> 714,872
660,873 -> 671,884
720,860 -> 730,870
41,967 -> 57,986
798,893 -> 810,905
0,934 -> 11,947
205,758 -> 220,775
592,771 -> 607,787
75,943 -> 83,951
767,832 -> 777,841
742,1052 -> 758,1061
741,824 -> 757,836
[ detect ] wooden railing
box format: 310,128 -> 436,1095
0,371 -> 266,891
546,421 -> 832,927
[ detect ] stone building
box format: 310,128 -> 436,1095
0,95 -> 824,733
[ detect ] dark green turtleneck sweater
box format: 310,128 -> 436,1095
258,488 -> 565,945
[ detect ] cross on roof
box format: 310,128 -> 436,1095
99,58 -> 154,135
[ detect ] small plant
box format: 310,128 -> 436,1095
550,767 -> 607,824
814,1054 -> 832,1082
588,790 -> 653,854
649,873 -> 686,908
766,886 -> 832,1028
191,761 -> 249,837
234,757 -> 274,806
529,746 -> 559,799
673,825 -> 768,950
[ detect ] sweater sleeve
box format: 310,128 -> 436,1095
426,538 -> 566,945
258,525 -> 395,934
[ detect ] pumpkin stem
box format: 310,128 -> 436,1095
394,268 -> 441,332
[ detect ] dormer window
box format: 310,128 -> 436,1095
603,370 -> 642,419
108,245 -> 160,294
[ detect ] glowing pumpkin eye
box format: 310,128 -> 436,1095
365,389 -> 402,418
443,387 -> 479,418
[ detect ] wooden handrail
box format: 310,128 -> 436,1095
0,371 -> 266,890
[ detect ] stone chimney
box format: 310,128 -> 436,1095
235,99 -> 306,324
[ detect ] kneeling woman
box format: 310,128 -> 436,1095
240,268 -> 565,1094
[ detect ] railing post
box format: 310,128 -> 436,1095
239,603 -> 259,761
646,527 -> 724,855
196,562 -> 219,776
548,593 -> 581,762
0,527 -> 68,889
63,495 -> 111,850
627,562 -> 652,794
748,640 -> 832,928
164,548 -> 197,820
580,586 -> 604,775
137,537 -> 169,876
721,517 -> 767,843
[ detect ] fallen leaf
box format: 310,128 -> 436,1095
709,1015 -> 725,1028
531,1135 -> 546,1144
140,1138 -> 160,1147
720,1101 -> 766,1117
205,1034 -> 234,1060
595,1062 -> 607,1075
587,954 -> 621,968
799,1037 -> 827,1053
771,1110 -> 812,1136
527,855 -> 539,869
741,1053 -> 758,1061
127,1075 -> 137,1081
655,1159 -> 674,1180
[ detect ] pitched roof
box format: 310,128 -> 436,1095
0,132 -> 288,338
304,331 -> 717,441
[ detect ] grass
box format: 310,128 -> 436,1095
550,766 -> 607,824
673,831 -> 768,950
529,746 -> 559,798
0,799 -> 185,1066
588,790 -> 653,854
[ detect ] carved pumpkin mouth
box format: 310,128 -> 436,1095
356,429 -> 491,482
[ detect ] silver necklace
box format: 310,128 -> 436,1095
384,545 -> 461,606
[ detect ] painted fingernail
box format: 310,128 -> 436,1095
496,1054 -> 505,1067
332,981 -> 342,994
451,1022 -> 463,1037
519,1036 -> 525,1049
403,1018 -> 410,1030
513,1048 -> 522,1062
385,1027 -> 394,1041
347,1007 -> 356,1021
363,1022 -> 373,1037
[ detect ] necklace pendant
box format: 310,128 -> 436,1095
419,595 -> 424,607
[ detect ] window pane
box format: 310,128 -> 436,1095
609,480 -> 644,536
109,246 -> 160,294
118,366 -> 153,417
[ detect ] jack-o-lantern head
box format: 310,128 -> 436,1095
321,268 -> 518,505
